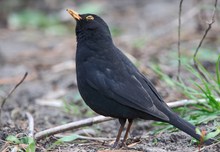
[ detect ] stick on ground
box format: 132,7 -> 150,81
0,72 -> 28,126
25,112 -> 34,138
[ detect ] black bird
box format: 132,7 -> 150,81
66,9 -> 213,147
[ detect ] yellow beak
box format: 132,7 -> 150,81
66,9 -> 82,20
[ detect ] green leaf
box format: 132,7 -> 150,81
6,135 -> 20,144
53,134 -> 80,145
195,128 -> 201,134
58,134 -> 79,142
205,127 -> 220,140
26,142 -> 36,152
20,137 -> 35,145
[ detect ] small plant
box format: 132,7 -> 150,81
195,126 -> 220,151
4,135 -> 36,152
151,55 -> 220,142
195,128 -> 207,151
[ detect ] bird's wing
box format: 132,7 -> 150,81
86,69 -> 169,121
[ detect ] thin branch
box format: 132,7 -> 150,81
0,72 -> 28,109
34,98 -> 219,141
25,112 -> 34,138
35,115 -> 114,141
193,0 -> 218,82
55,134 -> 119,142
177,0 -> 184,81
0,72 -> 28,125
167,98 -> 220,108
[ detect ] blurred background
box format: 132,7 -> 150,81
0,0 -> 219,150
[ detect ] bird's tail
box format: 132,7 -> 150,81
169,113 -> 214,145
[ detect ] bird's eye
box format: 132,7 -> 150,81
86,15 -> 94,21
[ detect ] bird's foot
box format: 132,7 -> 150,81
120,141 -> 128,148
112,141 -> 119,148
111,141 -> 128,149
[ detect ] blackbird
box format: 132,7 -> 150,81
66,9 -> 213,147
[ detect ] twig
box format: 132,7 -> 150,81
55,134 -> 118,142
25,112 -> 34,138
167,98 -> 219,108
193,0 -> 218,82
34,115 -> 114,141
177,0 -> 184,81
76,135 -> 117,141
0,72 -> 28,109
0,72 -> 28,125
34,98 -> 219,141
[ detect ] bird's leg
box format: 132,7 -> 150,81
121,119 -> 133,146
112,118 -> 126,148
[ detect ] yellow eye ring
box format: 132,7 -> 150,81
86,15 -> 94,21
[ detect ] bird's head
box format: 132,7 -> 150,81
67,9 -> 112,43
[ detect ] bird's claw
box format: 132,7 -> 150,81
112,141 -> 118,148
112,141 -> 127,149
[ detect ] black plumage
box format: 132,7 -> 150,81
67,9 -> 213,147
